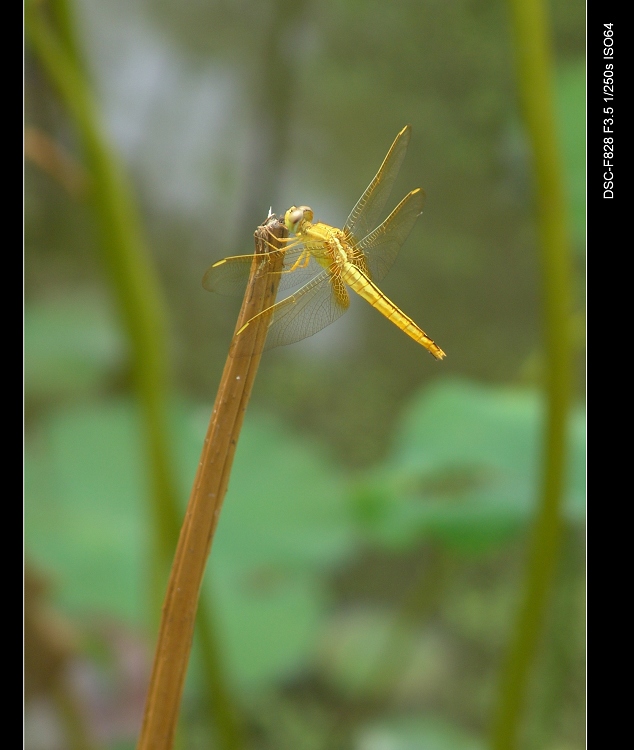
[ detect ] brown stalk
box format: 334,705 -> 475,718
137,216 -> 287,749
24,125 -> 89,199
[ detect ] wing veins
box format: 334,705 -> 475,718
202,245 -> 322,296
232,270 -> 350,354
355,188 -> 425,284
343,125 -> 412,244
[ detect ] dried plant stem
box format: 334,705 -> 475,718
137,218 -> 286,750
491,1 -> 572,748
26,4 -> 255,745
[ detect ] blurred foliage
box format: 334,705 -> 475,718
25,0 -> 584,747
554,62 -> 585,253
26,393 -> 352,682
25,292 -> 127,405
24,304 -> 585,745
357,716 -> 484,750
25,0 -> 586,468
351,380 -> 584,553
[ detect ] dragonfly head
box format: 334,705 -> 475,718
284,205 -> 314,235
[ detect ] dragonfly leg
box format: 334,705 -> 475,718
260,235 -> 303,254
263,249 -> 313,279
283,249 -> 312,273
259,250 -> 313,280
261,224 -> 294,242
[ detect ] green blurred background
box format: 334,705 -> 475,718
24,1 -> 585,749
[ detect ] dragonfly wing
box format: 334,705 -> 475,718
232,270 -> 350,354
343,125 -> 412,244
202,253 -> 266,295
356,188 -> 425,283
202,245 -> 322,296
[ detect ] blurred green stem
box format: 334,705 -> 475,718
25,0 -> 176,594
524,527 -> 584,749
25,3 -> 244,748
491,1 -> 572,749
52,679 -> 100,750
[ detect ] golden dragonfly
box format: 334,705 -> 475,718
203,125 -> 445,360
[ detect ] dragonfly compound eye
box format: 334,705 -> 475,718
296,206 -> 314,223
285,206 -> 310,233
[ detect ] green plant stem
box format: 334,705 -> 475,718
52,678 -> 101,750
491,1 -> 572,749
26,3 -> 246,747
25,0 -> 177,591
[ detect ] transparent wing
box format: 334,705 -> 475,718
356,188 -> 425,283
202,244 -> 324,296
343,125 -> 411,244
231,270 -> 350,355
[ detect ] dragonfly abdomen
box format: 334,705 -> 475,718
341,262 -> 445,360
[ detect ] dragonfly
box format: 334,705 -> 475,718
202,125 -> 445,360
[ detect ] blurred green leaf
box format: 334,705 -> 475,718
25,400 -> 147,623
199,411 -> 353,687
351,380 -> 585,553
317,607 -> 397,698
25,399 -> 353,690
209,414 -> 351,570
24,295 -> 125,401
356,715 -> 484,750
317,607 -> 452,702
